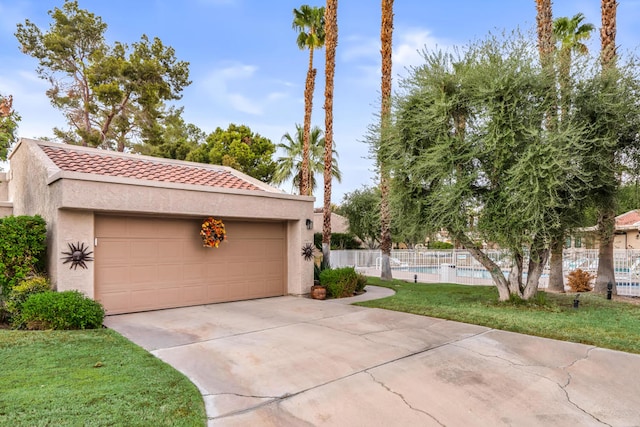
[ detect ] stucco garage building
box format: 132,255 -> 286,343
1,139 -> 314,314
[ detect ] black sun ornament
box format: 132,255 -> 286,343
301,242 -> 316,261
61,242 -> 94,270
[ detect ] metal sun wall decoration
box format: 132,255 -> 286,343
61,242 -> 94,270
301,242 -> 316,261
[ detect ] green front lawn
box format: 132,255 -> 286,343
358,278 -> 640,354
0,329 -> 205,426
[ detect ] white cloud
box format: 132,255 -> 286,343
393,28 -> 445,71
228,93 -> 262,115
341,35 -> 379,62
341,27 -> 452,87
198,62 -> 297,117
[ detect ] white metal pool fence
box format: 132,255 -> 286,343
330,248 -> 640,297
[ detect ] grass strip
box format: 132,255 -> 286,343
0,328 -> 205,426
358,278 -> 640,354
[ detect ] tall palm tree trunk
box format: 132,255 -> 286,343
601,0 -> 617,67
536,0 -> 555,68
379,0 -> 393,280
301,48 -> 316,196
595,0 -> 618,295
536,0 -> 565,292
322,0 -> 338,268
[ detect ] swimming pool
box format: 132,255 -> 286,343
396,265 -> 505,279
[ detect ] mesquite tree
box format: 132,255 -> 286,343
387,32 -> 600,300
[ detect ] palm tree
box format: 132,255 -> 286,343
379,0 -> 394,280
322,0 -> 338,268
601,0 -> 617,67
535,0 -> 554,69
554,13 -> 595,118
292,5 -> 325,197
545,13 -> 594,293
273,124 -> 341,195
594,0 -> 618,294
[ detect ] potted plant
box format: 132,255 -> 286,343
310,262 -> 327,300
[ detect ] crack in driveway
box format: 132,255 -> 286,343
208,329 -> 489,421
453,340 -> 611,426
364,370 -> 445,426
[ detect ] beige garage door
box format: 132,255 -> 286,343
95,215 -> 286,314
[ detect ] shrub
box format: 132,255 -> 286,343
429,241 -> 454,249
320,267 -> 358,298
355,273 -> 368,294
314,232 -> 361,250
5,275 -> 51,318
0,215 -> 47,296
16,290 -> 105,330
567,269 -> 594,293
314,263 -> 328,283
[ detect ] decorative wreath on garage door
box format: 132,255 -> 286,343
200,217 -> 227,248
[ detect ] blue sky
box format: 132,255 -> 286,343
1,0 -> 639,205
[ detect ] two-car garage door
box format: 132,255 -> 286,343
94,215 -> 286,314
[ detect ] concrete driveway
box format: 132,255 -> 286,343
104,287 -> 640,426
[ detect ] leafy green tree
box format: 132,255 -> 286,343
617,182 -> 640,214
338,186 -> 381,249
185,124 -> 276,183
292,5 -> 325,196
0,94 -> 20,161
273,124 -> 341,195
574,62 -> 640,294
134,107 -> 205,160
15,0 -> 190,151
338,185 -> 423,249
387,32 -> 598,301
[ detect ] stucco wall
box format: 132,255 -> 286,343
0,172 -> 8,201
55,209 -> 95,296
0,172 -> 11,217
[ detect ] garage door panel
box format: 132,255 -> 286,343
181,285 -> 208,304
207,283 -> 229,301
129,265 -> 158,284
98,292 -> 132,313
227,282 -> 249,299
262,261 -> 284,277
157,264 -> 184,282
96,266 -> 130,289
264,241 -> 284,258
95,215 -> 286,314
98,240 -> 131,264
157,240 -> 185,261
183,263 -> 207,281
130,241 -> 160,260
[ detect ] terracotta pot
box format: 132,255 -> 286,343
310,285 -> 326,300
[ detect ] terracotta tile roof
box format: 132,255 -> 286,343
40,144 -> 262,191
616,210 -> 640,227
